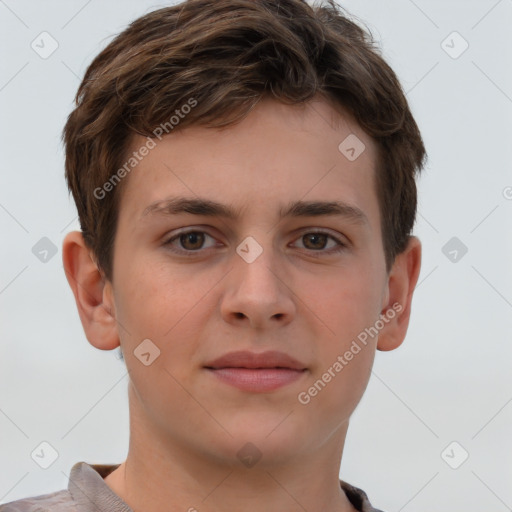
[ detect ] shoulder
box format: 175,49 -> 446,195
0,461 -> 121,512
0,489 -> 77,512
340,479 -> 386,512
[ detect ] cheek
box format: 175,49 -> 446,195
115,258 -> 188,329
308,265 -> 384,344
113,261 -> 216,370
309,266 -> 383,414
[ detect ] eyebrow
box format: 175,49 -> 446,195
141,196 -> 368,225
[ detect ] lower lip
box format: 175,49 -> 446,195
206,368 -> 306,392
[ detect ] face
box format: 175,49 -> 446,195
107,97 -> 391,465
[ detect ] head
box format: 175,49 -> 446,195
63,0 -> 424,469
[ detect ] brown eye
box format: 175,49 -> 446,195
302,233 -> 329,250
179,231 -> 205,250
290,230 -> 346,256
164,230 -> 218,255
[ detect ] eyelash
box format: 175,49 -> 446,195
163,228 -> 347,257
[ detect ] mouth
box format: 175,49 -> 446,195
204,350 -> 307,371
204,367 -> 307,392
203,351 -> 308,392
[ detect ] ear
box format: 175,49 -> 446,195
62,230 -> 119,351
377,236 -> 422,352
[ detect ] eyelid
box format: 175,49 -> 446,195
289,228 -> 348,253
292,226 -> 348,243
163,227 -> 221,255
163,226 -> 349,256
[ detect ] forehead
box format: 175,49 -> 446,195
117,97 -> 379,225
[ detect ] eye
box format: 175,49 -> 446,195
163,230 -> 219,255
162,228 -> 347,257
291,230 -> 346,255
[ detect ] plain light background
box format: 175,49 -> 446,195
1,1 -> 511,510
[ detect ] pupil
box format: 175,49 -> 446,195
305,233 -> 326,249
182,232 -> 204,249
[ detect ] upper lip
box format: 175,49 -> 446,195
204,350 -> 307,370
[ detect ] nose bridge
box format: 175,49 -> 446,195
221,232 -> 295,326
234,233 -> 283,297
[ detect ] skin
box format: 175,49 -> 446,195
63,96 -> 421,512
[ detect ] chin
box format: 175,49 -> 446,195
210,413 -> 312,467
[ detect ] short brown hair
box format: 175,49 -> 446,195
63,0 -> 426,281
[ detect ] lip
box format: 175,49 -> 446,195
206,367 -> 306,392
204,350 -> 308,393
204,350 -> 307,370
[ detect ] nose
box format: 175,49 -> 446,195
220,243 -> 296,330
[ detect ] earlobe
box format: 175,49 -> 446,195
377,236 -> 422,352
62,231 -> 120,351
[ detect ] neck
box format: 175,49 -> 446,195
104,384 -> 357,512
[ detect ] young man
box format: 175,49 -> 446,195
1,0 -> 424,511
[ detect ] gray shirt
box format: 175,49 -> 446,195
0,462 -> 384,512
